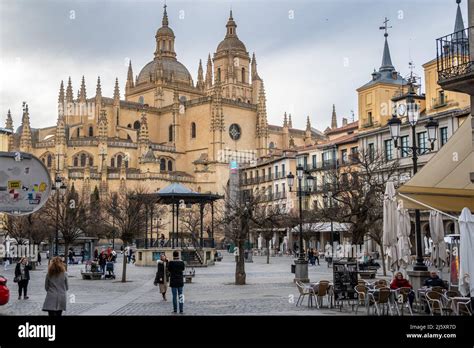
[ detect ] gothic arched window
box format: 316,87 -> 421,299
168,125 -> 173,142
47,154 -> 52,168
160,158 -> 166,171
133,121 -> 140,130
80,154 -> 86,167
88,126 -> 93,137
167,160 -> 172,171
111,158 -> 115,168
74,157 -> 78,167
191,122 -> 196,139
117,155 -> 122,168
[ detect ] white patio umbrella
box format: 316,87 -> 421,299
459,208 -> 474,297
383,181 -> 398,271
429,211 -> 447,270
397,202 -> 412,270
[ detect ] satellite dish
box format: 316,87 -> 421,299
0,152 -> 52,216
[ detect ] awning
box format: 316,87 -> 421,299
398,115 -> 474,213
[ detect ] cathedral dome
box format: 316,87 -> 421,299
217,37 -> 247,53
216,11 -> 247,54
156,26 -> 174,37
137,57 -> 192,85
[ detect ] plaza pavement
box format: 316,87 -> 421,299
0,253 -> 392,316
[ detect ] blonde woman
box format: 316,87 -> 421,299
154,254 -> 169,301
42,256 -> 68,316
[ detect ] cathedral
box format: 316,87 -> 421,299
5,5 -> 324,198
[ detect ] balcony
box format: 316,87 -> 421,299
436,27 -> 474,95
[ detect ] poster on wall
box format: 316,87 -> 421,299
0,152 -> 52,216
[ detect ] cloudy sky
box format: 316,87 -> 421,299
0,0 -> 468,132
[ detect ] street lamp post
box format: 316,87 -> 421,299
287,165 -> 314,282
51,175 -> 67,257
388,81 -> 438,272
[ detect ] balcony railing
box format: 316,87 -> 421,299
436,27 -> 474,94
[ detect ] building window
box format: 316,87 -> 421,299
168,160 -> 173,171
384,139 -> 393,161
400,136 -> 409,158
138,96 -> 144,104
111,158 -> 115,167
241,68 -> 245,83
74,157 -> 78,167
269,142 -> 275,149
76,128 -> 80,137
350,146 -> 358,162
80,154 -> 86,167
303,156 -> 308,170
160,158 -> 166,171
133,121 -> 140,130
281,164 -> 286,177
312,155 -> 317,169
89,157 -> 93,166
274,165 -> 278,179
368,143 -> 375,161
191,122 -> 196,138
117,155 -> 122,168
341,149 -> 348,164
217,68 -> 221,82
367,112 -> 373,126
47,154 -> 52,168
88,126 -> 93,137
168,125 -> 173,142
440,127 -> 448,146
417,132 -> 428,155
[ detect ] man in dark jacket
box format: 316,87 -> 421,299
168,251 -> 185,314
424,271 -> 446,288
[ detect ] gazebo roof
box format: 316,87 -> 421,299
142,183 -> 223,204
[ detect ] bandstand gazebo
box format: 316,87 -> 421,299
134,183 -> 223,267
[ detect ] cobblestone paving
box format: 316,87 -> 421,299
0,253 -> 388,316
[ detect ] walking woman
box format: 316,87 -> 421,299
42,256 -> 68,316
15,257 -> 32,300
154,254 -> 169,301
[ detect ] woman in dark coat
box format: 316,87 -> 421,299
98,253 -> 107,275
42,256 -> 68,316
15,257 -> 32,300
154,254 -> 169,301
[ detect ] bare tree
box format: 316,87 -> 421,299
252,203 -> 288,264
41,183 -> 87,269
102,189 -> 146,282
314,150 -> 398,247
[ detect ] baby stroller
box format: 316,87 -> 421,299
105,261 -> 116,279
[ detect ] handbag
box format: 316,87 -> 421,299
13,276 -> 20,283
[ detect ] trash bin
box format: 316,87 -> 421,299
291,264 -> 296,273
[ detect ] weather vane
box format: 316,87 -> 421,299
379,17 -> 392,37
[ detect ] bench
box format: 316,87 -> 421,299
184,268 -> 195,283
81,271 -> 102,280
358,270 -> 377,279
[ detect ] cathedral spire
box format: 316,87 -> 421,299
79,76 -> 87,102
126,60 -> 134,89
5,109 -> 13,130
205,53 -> 213,89
251,52 -> 261,81
256,81 -> 268,155
283,112 -> 288,128
113,77 -> 120,102
196,59 -> 204,91
95,76 -> 102,99
66,77 -> 73,103
138,111 -> 149,146
331,104 -> 338,129
306,116 -> 311,132
155,4 -> 176,59
288,114 -> 293,128
58,80 -> 65,104
20,102 -> 32,153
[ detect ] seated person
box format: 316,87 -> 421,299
390,272 -> 415,306
423,271 -> 446,288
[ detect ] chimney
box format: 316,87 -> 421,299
342,118 -> 348,126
